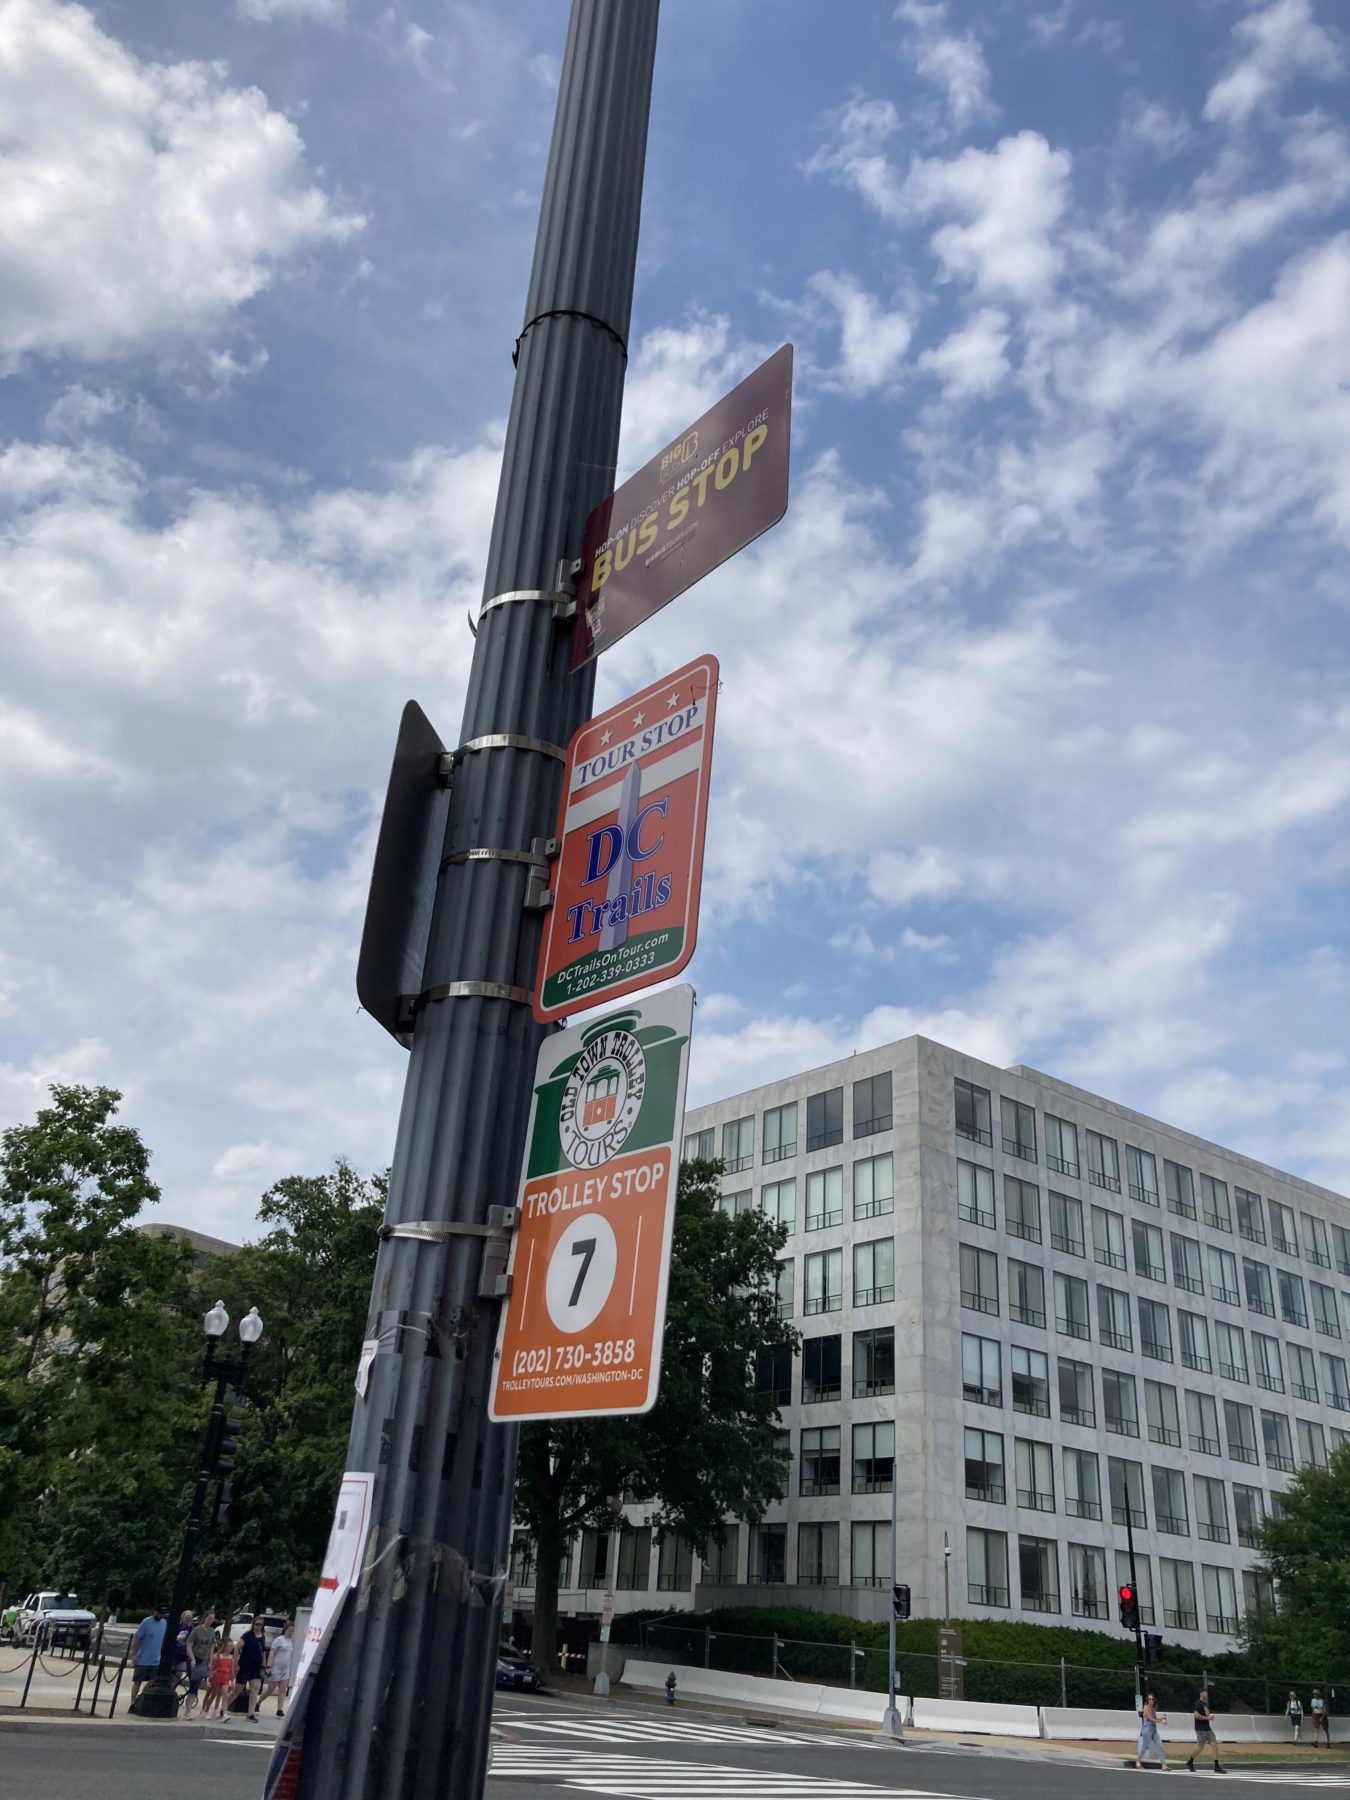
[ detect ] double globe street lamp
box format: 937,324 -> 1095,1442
138,1300 -> 264,1718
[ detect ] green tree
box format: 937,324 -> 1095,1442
514,1158 -> 794,1663
1243,1440 -> 1350,1673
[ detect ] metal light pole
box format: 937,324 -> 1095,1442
883,1468 -> 903,1739
594,1494 -> 624,1696
292,7 -> 660,1798
1125,1504 -> 1145,1712
139,1301 -> 263,1718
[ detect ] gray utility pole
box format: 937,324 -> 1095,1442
293,5 -> 660,1797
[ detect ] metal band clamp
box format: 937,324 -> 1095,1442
397,980 -> 533,1028
440,846 -> 552,874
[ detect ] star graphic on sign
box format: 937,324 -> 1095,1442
632,711 -> 645,726
599,729 -> 612,746
666,691 -> 680,709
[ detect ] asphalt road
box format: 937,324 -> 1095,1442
2,1694 -> 1344,1799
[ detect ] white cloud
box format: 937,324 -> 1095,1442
1204,0 -> 1342,126
905,132 -> 1072,300
1121,98 -> 1193,158
808,272 -> 912,394
0,0 -> 363,365
803,98 -> 906,224
867,846 -> 963,906
919,306 -> 1010,397
895,0 -> 995,129
238,0 -> 344,20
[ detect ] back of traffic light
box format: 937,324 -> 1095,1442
892,1584 -> 911,1621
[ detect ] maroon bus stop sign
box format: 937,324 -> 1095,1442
569,344 -> 793,669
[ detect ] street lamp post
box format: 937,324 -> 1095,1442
138,1302 -> 263,1718
593,1494 -> 624,1697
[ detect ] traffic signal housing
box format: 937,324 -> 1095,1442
214,1409 -> 244,1479
1143,1632 -> 1163,1664
1118,1583 -> 1140,1633
892,1583 -> 911,1621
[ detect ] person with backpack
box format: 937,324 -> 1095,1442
1187,1688 -> 1225,1773
1311,1689 -> 1331,1747
1285,1690 -> 1304,1742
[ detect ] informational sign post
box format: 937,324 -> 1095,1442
489,985 -> 694,1423
569,345 -> 792,669
533,655 -> 717,1024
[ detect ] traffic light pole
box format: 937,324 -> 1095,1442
1124,1506 -> 1145,1710
883,1465 -> 903,1738
292,7 -> 660,1799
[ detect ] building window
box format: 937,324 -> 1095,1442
1323,1352 -> 1350,1411
1207,1246 -> 1240,1308
773,1260 -> 793,1321
1091,1205 -> 1127,1271
1057,1356 -> 1096,1427
855,1326 -> 896,1398
955,1077 -> 992,1148
799,1426 -> 841,1497
802,1333 -> 842,1403
806,1167 -> 843,1231
1298,1417 -> 1329,1469
957,1159 -> 995,1229
1165,1160 -> 1197,1220
961,1332 -> 1000,1407
1224,1399 -> 1259,1466
1160,1557 -> 1198,1632
754,1343 -> 793,1407
1152,1466 -> 1189,1536
853,1237 -> 895,1307
762,1102 -> 797,1165
1232,1484 -> 1266,1550
1334,1222 -> 1350,1278
1097,1283 -> 1132,1352
1301,1212 -> 1332,1269
1185,1390 -> 1221,1458
510,1532 -> 537,1587
1311,1281 -> 1341,1339
1018,1535 -> 1060,1614
1202,1564 -> 1239,1636
1127,1145 -> 1160,1207
1008,1258 -> 1046,1329
1001,1097 -> 1037,1163
1171,1232 -> 1205,1296
1252,1331 -> 1284,1393
1045,1114 -> 1079,1179
1235,1187 -> 1265,1245
717,1189 -> 753,1219
619,1526 -> 655,1591
762,1178 -> 796,1236
1086,1130 -> 1121,1193
578,1530 -> 612,1588
1139,1297 -> 1173,1363
853,1420 -> 895,1495
1055,1271 -> 1091,1340
1145,1378 -> 1181,1448
1015,1438 -> 1055,1512
853,1152 -> 894,1221
750,1523 -> 786,1584
854,1071 -> 892,1139
1178,1310 -> 1211,1375
967,1526 -> 1009,1608
1063,1447 -> 1102,1521
1109,1455 -> 1147,1529
1133,1219 -> 1165,1283
683,1127 -> 715,1162
1115,1551 -> 1156,1626
851,1520 -> 891,1588
1243,1257 -> 1275,1318
722,1116 -> 754,1174
1069,1543 -> 1108,1620
1268,1198 -> 1298,1257
1261,1409 -> 1295,1474
964,1427 -> 1004,1503
1200,1175 -> 1231,1233
798,1522 -> 839,1587
803,1248 -> 843,1315
1290,1341 -> 1319,1404
806,1086 -> 843,1153
1005,1176 -> 1042,1244
1011,1345 -> 1050,1418
961,1244 -> 1000,1316
1103,1367 -> 1139,1437
1050,1190 -> 1085,1257
1194,1474 -> 1229,1544
704,1525 -> 739,1585
1215,1320 -> 1247,1384
1242,1568 -> 1275,1615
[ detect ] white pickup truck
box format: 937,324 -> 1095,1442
4,1591 -> 97,1648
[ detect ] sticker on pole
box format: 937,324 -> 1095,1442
533,654 -> 717,1024
489,985 -> 694,1422
570,344 -> 792,668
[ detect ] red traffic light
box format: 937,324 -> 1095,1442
1119,1584 -> 1134,1602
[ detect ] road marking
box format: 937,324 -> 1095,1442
500,1711 -> 868,1749
488,1746 -> 972,1798
205,1737 -> 274,1747
1210,1777 -> 1350,1787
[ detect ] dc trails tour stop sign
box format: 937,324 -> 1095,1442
489,985 -> 694,1422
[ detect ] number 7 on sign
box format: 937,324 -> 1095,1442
569,1237 -> 597,1309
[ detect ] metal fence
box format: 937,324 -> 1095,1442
0,1621 -> 134,1716
634,1621 -> 1336,1714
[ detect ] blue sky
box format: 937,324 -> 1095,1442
2,0 -> 1349,1237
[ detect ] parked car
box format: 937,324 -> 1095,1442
495,1648 -> 541,1693
6,1592 -> 96,1648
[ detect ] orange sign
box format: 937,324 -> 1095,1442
533,655 -> 717,1024
489,986 -> 694,1422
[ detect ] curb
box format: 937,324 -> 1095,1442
0,1713 -> 282,1742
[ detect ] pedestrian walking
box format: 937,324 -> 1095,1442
183,1610 -> 217,1715
129,1606 -> 166,1709
201,1637 -> 234,1719
1311,1688 -> 1332,1747
261,1621 -> 294,1717
229,1614 -> 268,1720
1285,1690 -> 1304,1742
1131,1692 -> 1169,1770
1186,1688 -> 1225,1773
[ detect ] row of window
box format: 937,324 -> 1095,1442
955,1078 -> 1345,1268
961,1330 -> 1343,1471
957,1163 -> 1347,1337
755,1327 -> 896,1406
714,1153 -> 895,1233
958,1242 -> 1350,1397
685,1073 -> 895,1172
766,1242 -> 897,1317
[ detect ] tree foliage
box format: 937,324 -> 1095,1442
514,1158 -> 795,1661
1243,1441 -> 1350,1673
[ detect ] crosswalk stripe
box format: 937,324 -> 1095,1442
500,1712 -> 865,1748
488,1747 -> 971,1798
